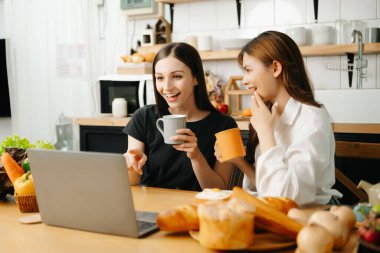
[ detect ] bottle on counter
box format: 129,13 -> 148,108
112,98 -> 128,118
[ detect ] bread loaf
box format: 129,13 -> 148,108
232,187 -> 303,239
259,196 -> 298,214
156,204 -> 199,232
197,198 -> 255,250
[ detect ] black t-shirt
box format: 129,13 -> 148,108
123,105 -> 237,191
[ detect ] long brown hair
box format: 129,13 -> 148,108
152,42 -> 217,114
238,31 -> 322,164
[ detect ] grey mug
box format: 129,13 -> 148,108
156,115 -> 186,144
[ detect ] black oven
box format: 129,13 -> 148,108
99,75 -> 154,115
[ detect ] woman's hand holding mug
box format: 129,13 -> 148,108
172,128 -> 201,159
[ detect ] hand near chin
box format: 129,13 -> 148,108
250,91 -> 279,137
171,128 -> 201,159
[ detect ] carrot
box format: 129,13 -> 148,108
1,152 -> 25,184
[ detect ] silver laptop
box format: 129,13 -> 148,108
27,149 -> 158,238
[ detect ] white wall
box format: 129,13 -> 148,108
127,0 -> 380,123
0,0 -> 13,142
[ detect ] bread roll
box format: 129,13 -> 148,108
296,224 -> 334,253
156,204 -> 199,232
232,187 -> 303,239
194,188 -> 231,205
197,198 -> 255,250
259,196 -> 298,214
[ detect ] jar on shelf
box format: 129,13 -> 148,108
112,98 -> 127,118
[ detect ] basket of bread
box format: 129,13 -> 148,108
156,187 -> 358,252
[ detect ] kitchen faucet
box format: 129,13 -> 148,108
351,30 -> 367,89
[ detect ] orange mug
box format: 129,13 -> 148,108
215,128 -> 245,162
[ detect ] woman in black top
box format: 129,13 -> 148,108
123,43 -> 237,191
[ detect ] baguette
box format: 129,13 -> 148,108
232,187 -> 303,239
259,196 -> 298,214
156,204 -> 199,232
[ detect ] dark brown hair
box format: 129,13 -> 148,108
238,31 -> 322,164
152,42 -> 217,114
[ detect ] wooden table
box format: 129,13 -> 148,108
0,187 -> 358,253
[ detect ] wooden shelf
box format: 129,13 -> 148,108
301,43 -> 380,56
140,43 -> 380,61
226,90 -> 251,95
199,50 -> 240,60
199,43 -> 380,60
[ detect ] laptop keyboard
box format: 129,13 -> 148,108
137,220 -> 157,232
136,211 -> 157,223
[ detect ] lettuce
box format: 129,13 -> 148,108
32,140 -> 55,150
0,135 -> 55,155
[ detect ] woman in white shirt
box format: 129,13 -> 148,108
215,31 -> 341,205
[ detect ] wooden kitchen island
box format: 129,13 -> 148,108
0,186 -> 359,253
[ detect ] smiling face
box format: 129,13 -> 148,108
154,56 -> 198,110
242,53 -> 280,103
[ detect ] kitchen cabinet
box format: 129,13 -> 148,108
79,126 -> 128,154
79,125 -> 249,153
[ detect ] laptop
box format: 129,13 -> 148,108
27,149 -> 158,238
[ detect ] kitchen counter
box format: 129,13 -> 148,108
75,114 -> 380,134
74,114 -> 251,131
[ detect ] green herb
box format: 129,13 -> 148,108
32,140 -> 55,150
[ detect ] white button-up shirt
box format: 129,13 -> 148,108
243,97 -> 342,205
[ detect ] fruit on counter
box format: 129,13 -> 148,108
1,152 -> 25,184
13,171 -> 35,196
295,223 -> 334,253
241,108 -> 252,117
330,205 -> 356,231
232,187 -> 303,239
121,52 -> 156,63
131,53 -> 145,63
358,204 -> 380,244
307,210 -> 350,250
143,52 -> 155,62
353,203 -> 372,222
215,102 -> 231,115
156,204 -> 199,232
120,55 -> 130,63
217,103 -> 228,114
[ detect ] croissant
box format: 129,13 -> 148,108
156,204 -> 199,232
259,196 -> 298,214
232,187 -> 303,239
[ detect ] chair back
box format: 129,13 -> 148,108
335,140 -> 380,203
